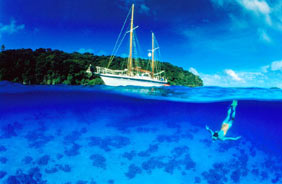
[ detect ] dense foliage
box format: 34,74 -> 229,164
0,48 -> 203,86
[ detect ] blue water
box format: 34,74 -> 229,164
0,81 -> 282,184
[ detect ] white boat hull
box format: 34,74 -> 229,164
99,74 -> 168,87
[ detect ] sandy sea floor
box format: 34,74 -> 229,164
0,108 -> 282,184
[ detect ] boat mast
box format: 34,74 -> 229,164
151,32 -> 155,78
127,4 -> 134,75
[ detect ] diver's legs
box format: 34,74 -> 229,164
223,106 -> 232,123
223,100 -> 238,125
228,100 -> 238,126
231,105 -> 236,120
228,109 -> 235,126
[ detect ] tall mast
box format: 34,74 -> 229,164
151,32 -> 154,78
127,4 -> 134,75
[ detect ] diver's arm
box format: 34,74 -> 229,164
205,125 -> 214,135
222,136 -> 241,141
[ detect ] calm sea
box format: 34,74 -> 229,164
0,81 -> 281,184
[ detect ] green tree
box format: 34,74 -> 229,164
0,48 -> 203,86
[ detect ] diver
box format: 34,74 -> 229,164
206,100 -> 241,141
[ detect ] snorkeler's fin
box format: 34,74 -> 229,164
231,100 -> 238,108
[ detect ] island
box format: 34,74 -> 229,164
0,48 -> 203,87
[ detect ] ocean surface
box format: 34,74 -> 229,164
0,81 -> 282,184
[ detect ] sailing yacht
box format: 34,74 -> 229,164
95,4 -> 168,87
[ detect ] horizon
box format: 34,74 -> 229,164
0,0 -> 282,88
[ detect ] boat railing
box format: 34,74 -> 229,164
96,66 -> 127,75
96,66 -> 167,82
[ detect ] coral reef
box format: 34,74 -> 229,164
171,146 -> 189,158
141,157 -> 165,174
125,164 -> 142,179
22,156 -> 33,164
5,167 -> 46,184
163,154 -> 196,174
182,154 -> 196,170
261,171 -> 269,181
58,164 -> 72,172
0,157 -> 7,164
156,134 -> 180,143
136,127 -> 157,133
90,154 -> 106,169
64,130 -> 83,145
251,168 -> 259,176
201,148 -> 254,184
0,171 -> 7,179
139,146 -> 196,175
0,145 -> 7,152
63,128 -> 87,145
37,155 -> 50,166
64,143 -> 81,157
1,102 -> 281,184
271,174 -> 281,183
122,151 -> 136,160
88,136 -> 130,152
230,169 -> 241,183
194,176 -> 201,183
45,167 -> 58,174
1,122 -> 23,138
249,146 -> 256,157
263,157 -> 279,172
138,144 -> 158,157
56,153 -> 64,160
202,162 -> 229,184
164,159 -> 181,174
25,130 -> 54,149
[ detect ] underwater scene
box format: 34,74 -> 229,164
0,82 -> 282,184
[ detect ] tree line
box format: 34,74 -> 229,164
0,48 -> 203,86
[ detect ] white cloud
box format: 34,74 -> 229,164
200,74 -> 223,86
235,0 -> 273,27
0,20 -> 25,38
262,60 -> 282,71
200,71 -> 263,87
210,0 -> 282,42
239,0 -> 271,15
211,0 -> 282,31
189,67 -> 199,76
211,0 -> 271,16
78,48 -> 94,53
224,69 -> 243,81
270,60 -> 282,71
200,60 -> 282,88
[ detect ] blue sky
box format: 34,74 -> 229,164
0,0 -> 282,87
